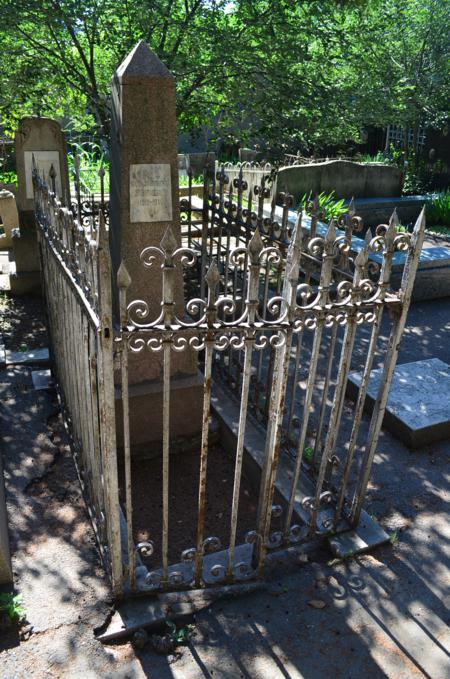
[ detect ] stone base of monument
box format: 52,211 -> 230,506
115,372 -> 204,454
8,271 -> 41,295
13,212 -> 40,268
8,212 -> 41,295
347,358 -> 450,449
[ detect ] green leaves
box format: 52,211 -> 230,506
165,620 -> 194,645
426,190 -> 450,227
0,0 -> 448,153
300,192 -> 348,221
0,593 -> 27,624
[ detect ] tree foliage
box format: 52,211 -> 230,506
0,0 -> 449,152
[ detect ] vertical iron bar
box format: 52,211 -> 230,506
254,216 -> 302,572
162,340 -> 171,585
117,262 -> 135,590
312,323 -> 338,464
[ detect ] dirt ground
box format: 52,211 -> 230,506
119,444 -> 287,568
0,293 -> 48,350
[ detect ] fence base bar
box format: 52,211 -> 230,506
97,582 -> 265,643
328,509 -> 389,559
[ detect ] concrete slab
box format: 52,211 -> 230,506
370,245 -> 450,271
347,358 -> 450,448
98,583 -> 264,642
31,368 -> 52,390
329,510 -> 390,558
5,347 -> 49,366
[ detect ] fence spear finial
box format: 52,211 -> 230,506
389,207 -> 399,228
49,163 -> 57,194
117,261 -> 132,289
205,258 -> 220,289
97,210 -> 108,249
325,219 -> 336,243
348,197 -> 355,218
248,227 -> 264,262
160,225 -> 178,255
355,245 -> 368,269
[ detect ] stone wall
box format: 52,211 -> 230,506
276,160 -> 402,203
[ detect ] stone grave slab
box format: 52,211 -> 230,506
347,358 -> 450,448
266,205 -> 450,301
0,190 -> 19,249
5,347 -> 49,366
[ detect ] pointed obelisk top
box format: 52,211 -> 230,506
116,40 -> 172,82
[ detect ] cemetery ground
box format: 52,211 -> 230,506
0,290 -> 449,679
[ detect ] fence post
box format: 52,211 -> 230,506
254,213 -> 302,572
97,213 -> 123,595
351,207 -> 426,524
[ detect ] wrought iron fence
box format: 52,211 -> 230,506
33,161 -> 425,597
32,168 -> 123,596
118,198 -> 425,592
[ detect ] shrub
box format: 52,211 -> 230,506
300,191 -> 347,221
426,191 -> 450,227
0,170 -> 18,186
0,593 -> 26,624
68,142 -> 109,194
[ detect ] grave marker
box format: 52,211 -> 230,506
16,117 -> 70,211
12,117 -> 70,294
109,41 -> 203,450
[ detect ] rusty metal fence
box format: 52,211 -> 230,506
32,169 -> 123,595
33,163 -> 425,597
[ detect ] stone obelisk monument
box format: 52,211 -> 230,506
109,41 -> 202,451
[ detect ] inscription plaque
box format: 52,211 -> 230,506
130,163 -> 172,223
24,151 -> 62,199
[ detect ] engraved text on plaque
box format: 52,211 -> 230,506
130,163 -> 172,223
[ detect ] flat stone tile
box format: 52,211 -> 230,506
328,509 -> 389,558
31,368 -> 52,390
5,347 -> 49,366
348,358 -> 450,448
